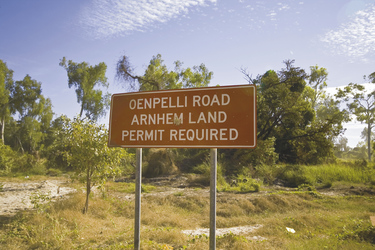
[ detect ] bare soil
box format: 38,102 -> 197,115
0,180 -> 75,216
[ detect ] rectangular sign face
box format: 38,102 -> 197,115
108,85 -> 256,148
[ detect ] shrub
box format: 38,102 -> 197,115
8,153 -> 43,175
187,162 -> 226,187
46,168 -> 63,176
143,148 -> 178,177
219,174 -> 261,193
221,137 -> 278,176
0,142 -> 16,175
254,164 -> 285,185
279,165 -> 313,187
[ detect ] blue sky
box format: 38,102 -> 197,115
1,0 -> 375,147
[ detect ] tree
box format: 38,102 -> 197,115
6,75 -> 53,154
59,57 -> 110,121
361,127 -> 375,146
116,54 -> 213,91
308,65 -> 328,109
242,60 -> 346,164
336,80 -> 375,161
335,136 -> 349,152
59,117 -> 132,213
0,60 -> 14,143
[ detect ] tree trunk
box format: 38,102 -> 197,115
79,104 -> 84,119
83,167 -> 91,214
368,123 -> 371,162
17,136 -> 24,154
0,118 -> 4,144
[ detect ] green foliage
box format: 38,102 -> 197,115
219,174 -> 261,193
59,57 -> 110,121
0,59 -> 13,142
279,165 -> 314,187
4,75 -> 53,154
58,117 -> 133,213
0,141 -> 16,175
106,182 -> 155,193
308,65 -> 328,109
221,137 -> 278,176
116,54 -> 213,91
246,60 -> 347,164
143,148 -> 178,177
0,147 -> 47,177
336,80 -> 375,161
30,190 -> 51,213
187,161 -> 226,187
253,164 -> 285,185
175,148 -> 209,173
261,162 -> 375,188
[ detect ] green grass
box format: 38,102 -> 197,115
266,162 -> 375,188
105,181 -> 156,193
305,163 -> 375,184
0,178 -> 374,249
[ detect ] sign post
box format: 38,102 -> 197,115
108,85 -> 257,249
210,148 -> 217,250
134,148 -> 142,250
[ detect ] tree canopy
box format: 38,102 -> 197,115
59,57 -> 110,121
0,56 -> 369,189
116,54 -> 213,91
0,59 -> 14,143
56,117 -> 132,213
336,79 -> 375,161
243,60 -> 347,164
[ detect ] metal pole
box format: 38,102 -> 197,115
134,148 -> 142,250
209,148 -> 217,250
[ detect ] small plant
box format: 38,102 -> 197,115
46,168 -> 63,176
30,191 -> 51,213
297,184 -> 316,191
219,175 -> 261,193
173,191 -> 184,196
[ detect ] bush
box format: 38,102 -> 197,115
279,165 -> 313,187
46,168 -> 63,176
187,162 -> 226,187
219,174 -> 261,193
143,148 -> 179,177
254,164 -> 285,185
0,142 -> 16,175
220,137 -> 278,176
9,154 -> 48,176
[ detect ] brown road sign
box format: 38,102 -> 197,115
108,85 -> 257,148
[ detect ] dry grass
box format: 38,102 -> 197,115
0,180 -> 375,249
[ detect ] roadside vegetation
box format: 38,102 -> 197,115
1,56 -> 375,248
1,171 -> 375,249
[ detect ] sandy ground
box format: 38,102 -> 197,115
0,180 -> 76,216
182,225 -> 267,241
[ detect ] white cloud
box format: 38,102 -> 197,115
79,0 -> 217,39
321,4 -> 375,60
